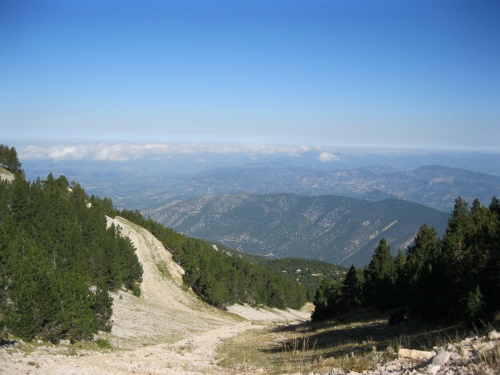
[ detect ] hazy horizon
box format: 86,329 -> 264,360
4,138 -> 499,164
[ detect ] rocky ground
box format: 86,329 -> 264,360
1,216 -> 498,374
325,330 -> 500,375
0,167 -> 14,182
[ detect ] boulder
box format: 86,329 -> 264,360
398,348 -> 434,361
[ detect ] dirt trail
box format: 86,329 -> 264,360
1,216 -> 310,374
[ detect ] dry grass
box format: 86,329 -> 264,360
479,345 -> 500,372
217,308 -> 500,375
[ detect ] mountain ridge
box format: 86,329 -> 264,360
148,163 -> 500,212
145,193 -> 450,267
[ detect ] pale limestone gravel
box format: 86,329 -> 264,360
0,168 -> 14,182
0,216 -> 311,375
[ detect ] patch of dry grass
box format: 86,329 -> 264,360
217,308 -> 500,374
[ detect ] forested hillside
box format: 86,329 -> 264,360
184,242 -> 347,301
0,144 -> 22,174
237,255 -> 346,301
313,197 -> 500,323
145,193 -> 449,266
0,168 -> 143,342
119,209 -> 307,309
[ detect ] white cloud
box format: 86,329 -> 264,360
24,145 -> 93,161
318,152 -> 340,163
19,142 -> 317,161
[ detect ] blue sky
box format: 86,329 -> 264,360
1,0 -> 499,151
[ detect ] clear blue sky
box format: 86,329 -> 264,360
1,0 -> 499,151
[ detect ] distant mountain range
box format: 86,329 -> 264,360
144,193 -> 449,267
23,153 -> 500,212
149,163 -> 500,212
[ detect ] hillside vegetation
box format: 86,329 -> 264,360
0,172 -> 143,342
174,241 -> 347,301
249,256 -> 346,301
119,209 -> 307,309
145,193 -> 449,266
0,144 -> 22,174
313,196 -> 500,324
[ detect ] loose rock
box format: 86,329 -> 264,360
431,349 -> 450,366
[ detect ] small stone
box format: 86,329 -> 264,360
450,351 -> 462,361
461,348 -> 473,359
427,364 -> 440,375
432,348 -> 450,366
384,361 -> 400,371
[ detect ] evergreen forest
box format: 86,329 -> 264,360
241,255 -> 346,301
0,146 -> 143,342
119,209 -> 307,310
0,145 -> 22,174
312,196 -> 500,324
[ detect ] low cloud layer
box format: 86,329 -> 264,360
318,152 -> 340,163
19,142 -> 324,162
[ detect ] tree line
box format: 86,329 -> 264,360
250,256 -> 346,301
119,209 -> 307,310
0,144 -> 22,173
0,162 -> 143,342
312,196 -> 500,324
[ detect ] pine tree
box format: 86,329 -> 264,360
0,144 -> 22,173
91,286 -> 113,332
484,197 -> 500,312
364,239 -> 395,310
312,278 -> 340,320
340,265 -> 362,312
404,224 -> 443,319
393,248 -> 407,302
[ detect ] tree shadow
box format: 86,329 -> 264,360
264,308 -> 466,360
0,338 -> 17,347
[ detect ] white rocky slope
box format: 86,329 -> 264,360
0,216 -> 310,375
0,167 -> 14,182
